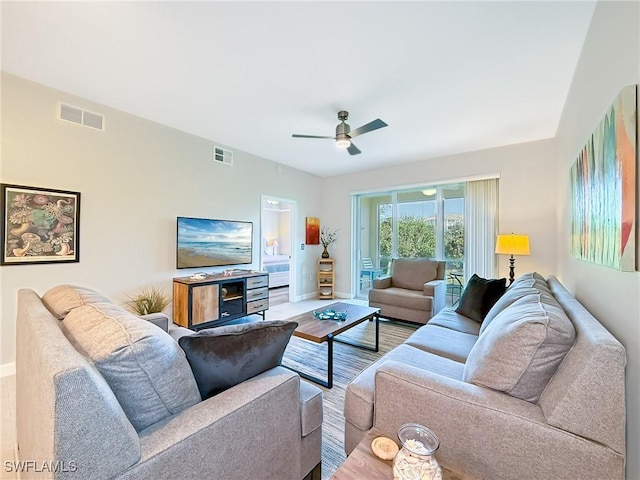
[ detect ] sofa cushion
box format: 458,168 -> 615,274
426,308 -> 482,335
405,325 -> 478,362
369,287 -> 433,311
455,274 -> 506,323
391,258 -> 439,291
61,303 -> 201,431
462,292 -> 576,402
42,284 -> 112,320
481,273 -> 551,334
178,320 -> 297,400
344,344 -> 465,431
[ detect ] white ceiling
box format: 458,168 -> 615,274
1,1 -> 596,177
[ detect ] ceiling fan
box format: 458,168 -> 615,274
292,111 -> 388,155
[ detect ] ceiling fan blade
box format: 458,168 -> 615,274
347,143 -> 361,155
292,134 -> 334,139
349,119 -> 388,139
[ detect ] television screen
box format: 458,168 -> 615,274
177,217 -> 253,269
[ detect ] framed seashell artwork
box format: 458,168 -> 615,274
1,183 -> 80,265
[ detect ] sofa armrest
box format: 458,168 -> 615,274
372,276 -> 392,289
139,312 -> 169,332
423,279 -> 446,314
121,366 -> 304,480
373,361 -> 624,480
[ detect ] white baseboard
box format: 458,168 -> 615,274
0,362 -> 16,377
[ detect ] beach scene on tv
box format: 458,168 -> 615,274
177,217 -> 253,268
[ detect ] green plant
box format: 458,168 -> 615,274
126,286 -> 171,315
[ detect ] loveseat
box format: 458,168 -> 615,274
16,285 -> 323,480
368,258 -> 446,324
345,273 -> 626,479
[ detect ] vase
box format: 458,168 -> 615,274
392,423 -> 442,480
321,245 -> 330,258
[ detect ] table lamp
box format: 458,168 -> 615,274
266,239 -> 278,255
495,234 -> 530,285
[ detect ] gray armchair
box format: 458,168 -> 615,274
368,258 -> 446,324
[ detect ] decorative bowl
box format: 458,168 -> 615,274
313,309 -> 348,321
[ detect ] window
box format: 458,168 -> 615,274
355,183 -> 465,301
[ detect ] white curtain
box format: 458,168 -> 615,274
464,178 -> 499,281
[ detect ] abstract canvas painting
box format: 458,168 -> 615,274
305,217 -> 320,244
570,85 -> 637,271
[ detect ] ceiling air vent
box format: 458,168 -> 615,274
58,103 -> 105,131
213,146 -> 233,166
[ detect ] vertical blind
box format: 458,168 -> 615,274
464,178 -> 499,281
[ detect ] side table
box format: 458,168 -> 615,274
330,428 -> 474,480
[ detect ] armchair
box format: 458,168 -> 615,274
368,258 -> 446,324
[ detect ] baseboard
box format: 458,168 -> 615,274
297,292 -> 318,301
0,362 -> 16,377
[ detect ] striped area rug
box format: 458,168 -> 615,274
282,318 -> 418,479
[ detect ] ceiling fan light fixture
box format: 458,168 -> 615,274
336,137 -> 351,149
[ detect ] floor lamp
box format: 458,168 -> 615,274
495,234 -> 530,285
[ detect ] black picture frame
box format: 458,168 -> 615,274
1,183 -> 80,265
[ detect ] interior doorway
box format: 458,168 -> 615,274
261,195 -> 296,303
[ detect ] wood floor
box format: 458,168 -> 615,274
0,297 -> 417,480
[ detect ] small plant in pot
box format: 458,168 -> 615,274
320,227 -> 338,258
126,286 -> 171,315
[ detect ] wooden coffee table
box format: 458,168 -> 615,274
284,302 -> 379,388
331,428 -> 475,480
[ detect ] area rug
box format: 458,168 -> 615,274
282,318 -> 418,479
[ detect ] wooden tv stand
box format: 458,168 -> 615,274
173,270 -> 269,330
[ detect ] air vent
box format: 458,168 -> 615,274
213,146 -> 233,166
58,103 -> 105,131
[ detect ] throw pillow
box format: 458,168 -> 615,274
455,274 -> 507,323
462,292 -> 576,402
42,284 -> 112,320
178,320 -> 297,400
61,303 -> 201,431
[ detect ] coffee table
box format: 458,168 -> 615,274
284,302 -> 379,389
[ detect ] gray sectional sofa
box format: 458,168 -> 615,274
16,285 -> 322,480
344,273 -> 626,479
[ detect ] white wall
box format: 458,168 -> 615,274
554,2 -> 640,478
321,138 -> 559,297
0,73 -> 323,369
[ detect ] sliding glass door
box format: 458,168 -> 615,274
354,183 -> 465,302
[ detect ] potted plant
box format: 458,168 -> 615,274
320,227 -> 338,258
126,286 -> 171,315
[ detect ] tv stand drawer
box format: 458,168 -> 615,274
247,299 -> 269,314
247,275 -> 269,289
247,287 -> 268,302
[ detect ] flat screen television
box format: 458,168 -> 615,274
177,216 -> 253,269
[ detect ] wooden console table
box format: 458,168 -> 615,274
331,428 -> 474,480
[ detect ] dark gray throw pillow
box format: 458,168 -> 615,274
178,320 -> 297,400
455,274 -> 507,323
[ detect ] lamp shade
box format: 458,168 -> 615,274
495,234 -> 530,256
